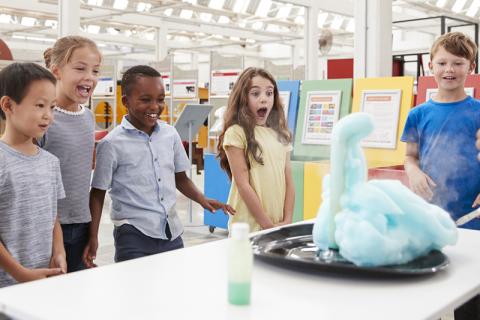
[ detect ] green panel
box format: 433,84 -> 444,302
293,79 -> 353,160
291,160 -> 304,222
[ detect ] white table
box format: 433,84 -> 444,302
0,227 -> 478,320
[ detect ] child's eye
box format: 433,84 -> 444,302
266,91 -> 274,97
36,104 -> 44,108
250,91 -> 260,97
75,67 -> 85,71
438,62 -> 446,66
50,105 -> 55,110
93,70 -> 100,75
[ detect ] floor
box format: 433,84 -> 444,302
93,167 -> 228,266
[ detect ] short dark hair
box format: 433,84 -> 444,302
0,62 -> 56,119
121,65 -> 161,96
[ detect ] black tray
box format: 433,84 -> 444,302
251,223 -> 449,277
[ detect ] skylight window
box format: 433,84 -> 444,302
180,10 -> 193,19
21,17 -> 36,26
0,14 -> 11,24
452,0 -> 467,12
317,13 -> 328,28
136,2 -> 152,12
208,0 -> 225,10
255,0 -> 271,17
113,0 -> 128,10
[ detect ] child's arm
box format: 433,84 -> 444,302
175,172 -> 235,215
279,152 -> 295,225
404,142 -> 437,200
82,187 -> 107,268
225,146 -> 275,229
0,242 -> 63,283
49,218 -> 67,274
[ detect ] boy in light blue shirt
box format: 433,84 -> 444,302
86,65 -> 234,264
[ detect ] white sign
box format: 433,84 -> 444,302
279,91 -> 291,119
93,77 -> 114,96
210,70 -> 241,97
301,90 -> 342,145
360,89 -> 402,149
161,72 -> 171,96
173,79 -> 197,99
425,87 -> 474,100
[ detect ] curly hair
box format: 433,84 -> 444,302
217,67 -> 291,179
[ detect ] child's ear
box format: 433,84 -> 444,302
428,61 -> 433,72
0,96 -> 14,117
469,62 -> 476,74
121,96 -> 129,109
50,65 -> 61,80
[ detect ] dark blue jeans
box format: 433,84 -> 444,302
113,224 -> 184,263
61,223 -> 89,272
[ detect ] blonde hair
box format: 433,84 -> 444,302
217,67 -> 292,179
430,32 -> 477,65
44,36 -> 101,69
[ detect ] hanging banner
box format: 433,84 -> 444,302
173,79 -> 197,99
301,90 -> 342,145
360,89 -> 402,149
210,69 -> 242,97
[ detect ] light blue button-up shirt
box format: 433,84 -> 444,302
91,116 -> 190,240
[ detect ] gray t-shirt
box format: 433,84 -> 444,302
0,141 -> 65,287
39,106 -> 95,224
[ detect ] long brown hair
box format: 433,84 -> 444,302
217,67 -> 291,179
44,36 -> 101,69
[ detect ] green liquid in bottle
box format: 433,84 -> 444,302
228,282 -> 251,305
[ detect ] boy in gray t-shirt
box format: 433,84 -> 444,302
0,63 -> 66,287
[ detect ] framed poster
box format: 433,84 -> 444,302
279,91 -> 291,119
93,77 -> 114,96
173,79 -> 197,99
301,90 -> 342,145
210,69 -> 241,97
425,87 -> 474,100
360,89 -> 402,149
161,72 -> 171,96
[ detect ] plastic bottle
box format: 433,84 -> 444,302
228,223 -> 253,305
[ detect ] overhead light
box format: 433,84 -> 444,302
346,19 -> 355,32
255,0 -> 272,17
12,35 -> 56,43
208,0 -> 225,10
276,4 -> 292,19
436,0 -> 447,7
233,0 -> 250,13
0,14 -> 11,24
21,17 -> 36,26
113,0 -> 128,10
88,0 -> 103,5
107,27 -> 119,35
45,19 -> 57,28
87,25 -> 100,33
230,36 -> 241,41
182,0 -> 197,4
218,16 -> 230,23
200,13 -> 212,22
466,0 -> 480,16
452,0 -> 467,12
317,13 -> 328,28
164,8 -> 173,16
246,38 -> 255,44
136,2 -> 151,12
252,21 -> 263,30
331,15 -> 344,30
266,24 -> 280,32
145,33 -> 154,40
125,30 -> 132,37
180,9 -> 193,19
294,16 -> 305,25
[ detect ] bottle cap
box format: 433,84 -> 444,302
231,222 -> 250,239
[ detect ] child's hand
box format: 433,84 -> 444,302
16,266 -> 64,283
472,193 -> 480,208
203,199 -> 236,216
82,237 -> 99,268
408,168 -> 437,201
49,254 -> 67,275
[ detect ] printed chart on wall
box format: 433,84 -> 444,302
360,89 -> 402,149
173,79 -> 197,99
301,90 -> 341,145
425,87 -> 474,100
93,77 -> 114,96
162,72 -> 171,96
279,91 -> 291,119
210,70 -> 241,97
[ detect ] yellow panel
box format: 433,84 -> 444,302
303,161 -> 330,220
352,77 -> 414,167
198,87 -> 209,100
198,126 -> 208,148
116,84 -> 128,124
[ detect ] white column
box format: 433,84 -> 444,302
304,5 -> 319,80
58,0 -> 80,37
155,24 -> 168,62
191,52 -> 198,70
354,0 -> 392,78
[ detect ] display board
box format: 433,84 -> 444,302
293,79 -> 353,160
417,74 -> 480,104
210,69 -> 241,97
277,80 -> 301,135
351,76 -> 414,167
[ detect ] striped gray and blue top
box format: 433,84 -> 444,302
0,141 -> 65,287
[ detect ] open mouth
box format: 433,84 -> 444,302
39,124 -> 49,131
257,107 -> 268,118
77,85 -> 92,98
443,76 -> 456,80
145,112 -> 159,120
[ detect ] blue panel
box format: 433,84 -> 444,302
277,80 -> 301,135
203,153 -> 231,229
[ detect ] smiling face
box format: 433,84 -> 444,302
247,76 -> 275,126
122,75 -> 165,135
52,46 -> 101,107
429,46 -> 474,95
4,80 -> 56,139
